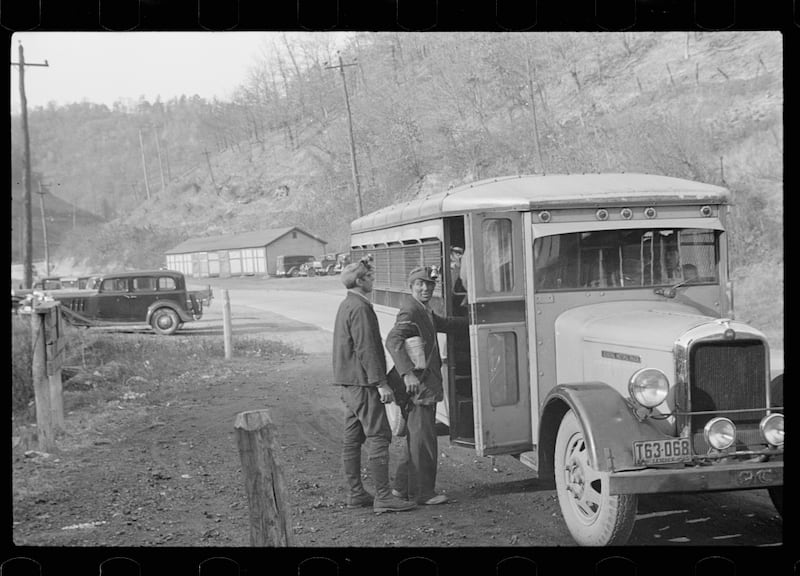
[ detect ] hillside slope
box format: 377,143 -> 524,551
15,32 -> 779,280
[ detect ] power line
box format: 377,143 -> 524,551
11,42 -> 49,288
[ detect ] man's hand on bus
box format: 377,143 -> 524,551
403,372 -> 421,395
376,382 -> 395,404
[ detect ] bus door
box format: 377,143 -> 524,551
467,211 -> 532,456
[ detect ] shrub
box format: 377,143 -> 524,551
11,316 -> 33,413
12,321 -> 302,421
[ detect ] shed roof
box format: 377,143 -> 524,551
164,227 -> 326,255
351,173 -> 730,233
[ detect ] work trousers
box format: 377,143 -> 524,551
392,403 -> 438,502
340,385 -> 392,497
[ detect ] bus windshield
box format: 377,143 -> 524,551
533,228 -> 719,291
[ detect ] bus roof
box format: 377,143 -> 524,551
351,173 -> 729,233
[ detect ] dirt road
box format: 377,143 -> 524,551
10,276 -> 784,572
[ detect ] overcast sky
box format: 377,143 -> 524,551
10,32 -> 352,113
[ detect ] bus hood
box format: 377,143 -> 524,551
555,301 -> 721,387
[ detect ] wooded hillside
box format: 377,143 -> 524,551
11,32 -> 782,284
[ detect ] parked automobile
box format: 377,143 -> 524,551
58,276 -> 94,289
16,275 -> 95,296
303,253 -> 338,276
47,269 -> 212,335
33,277 -> 64,291
276,255 -> 315,277
332,252 -> 351,274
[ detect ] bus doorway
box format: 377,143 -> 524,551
444,217 -> 475,446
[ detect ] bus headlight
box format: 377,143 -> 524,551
760,413 -> 784,447
628,368 -> 669,408
704,417 -> 736,450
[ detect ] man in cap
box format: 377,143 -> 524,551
385,265 -> 468,505
332,258 -> 416,513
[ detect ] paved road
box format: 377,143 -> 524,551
186,277 -> 343,354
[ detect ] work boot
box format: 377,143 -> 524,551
343,445 -> 370,504
373,494 -> 416,513
418,493 -> 448,505
346,490 -> 374,508
369,456 -> 415,513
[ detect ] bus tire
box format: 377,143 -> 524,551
554,409 -> 637,546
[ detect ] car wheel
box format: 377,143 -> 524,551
554,410 -> 637,546
307,267 -> 316,277
150,308 -> 180,336
289,267 -> 300,278
325,265 -> 335,275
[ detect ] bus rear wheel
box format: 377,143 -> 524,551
554,410 -> 637,546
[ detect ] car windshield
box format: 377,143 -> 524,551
84,277 -> 101,290
533,228 -> 719,291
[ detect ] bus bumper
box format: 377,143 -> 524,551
607,461 -> 782,495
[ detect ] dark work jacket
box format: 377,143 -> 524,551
385,296 -> 467,405
331,291 -> 387,387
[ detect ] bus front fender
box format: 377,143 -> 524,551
540,383 -> 666,477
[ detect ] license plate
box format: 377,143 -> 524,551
633,438 -> 692,466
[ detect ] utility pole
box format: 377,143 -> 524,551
17,215 -> 24,262
325,54 -> 363,217
11,42 -> 49,288
153,126 -> 167,193
203,148 -> 220,194
138,129 -> 152,200
163,136 -> 172,180
36,182 -> 51,276
525,46 -> 545,173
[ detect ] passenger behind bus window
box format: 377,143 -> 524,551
682,263 -> 698,283
450,246 -> 468,313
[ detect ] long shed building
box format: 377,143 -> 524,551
164,227 -> 327,278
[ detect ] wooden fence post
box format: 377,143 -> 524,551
234,410 -> 293,546
31,301 -> 65,451
223,289 -> 232,359
45,303 -> 64,430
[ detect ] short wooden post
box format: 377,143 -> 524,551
31,303 -> 61,451
44,303 -> 64,430
223,289 -> 232,359
234,410 -> 293,546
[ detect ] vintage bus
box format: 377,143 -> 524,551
348,173 -> 783,546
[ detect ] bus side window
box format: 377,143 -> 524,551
482,219 -> 513,293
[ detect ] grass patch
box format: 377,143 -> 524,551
11,317 -> 302,422
11,315 -> 34,413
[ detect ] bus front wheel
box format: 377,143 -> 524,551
554,410 -> 637,546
